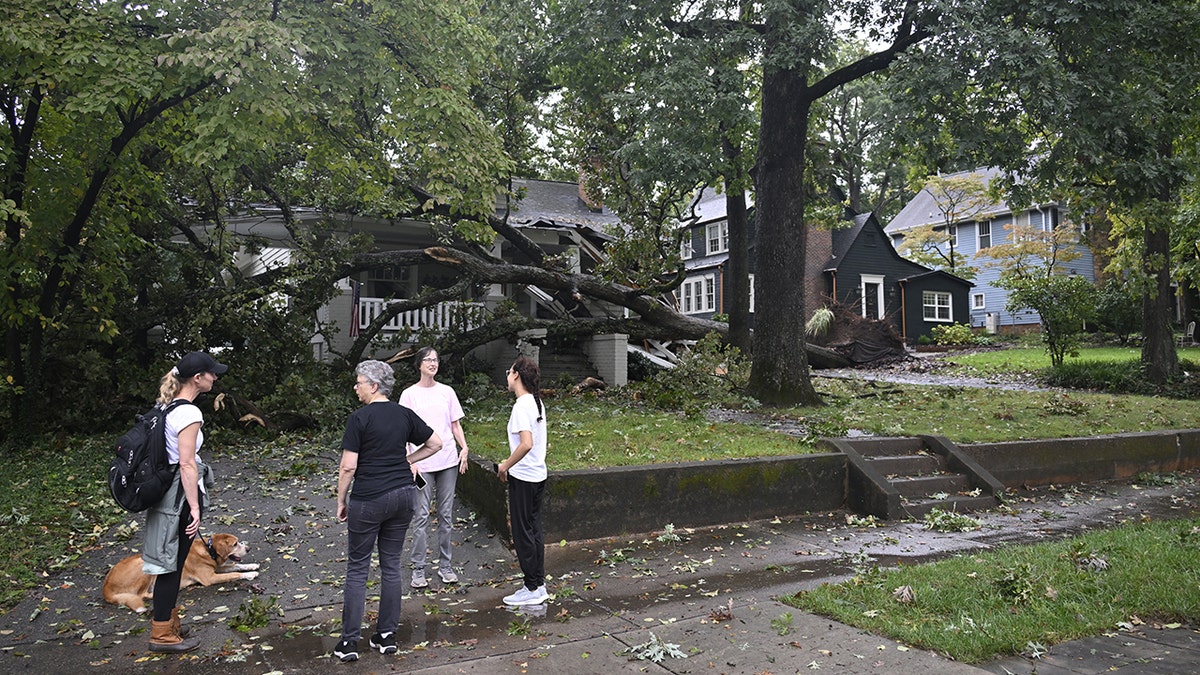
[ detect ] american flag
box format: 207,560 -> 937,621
349,279 -> 361,338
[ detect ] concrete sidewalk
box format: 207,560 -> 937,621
1,445 -> 1196,674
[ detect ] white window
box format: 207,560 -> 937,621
679,274 -> 716,314
923,290 -> 953,322
861,274 -> 884,319
972,293 -> 986,310
680,235 -> 693,260
706,221 -> 729,255
978,221 -> 991,249
947,224 -> 957,247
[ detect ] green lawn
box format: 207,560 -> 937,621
785,518 -> 1200,663
945,344 -> 1200,377
463,377 -> 1200,470
943,346 -> 1142,375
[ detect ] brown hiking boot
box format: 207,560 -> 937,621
170,606 -> 190,638
149,617 -> 200,653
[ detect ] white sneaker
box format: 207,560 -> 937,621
503,586 -> 545,606
531,585 -> 550,603
411,570 -> 428,589
438,568 -> 458,584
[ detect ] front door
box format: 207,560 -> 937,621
861,275 -> 884,319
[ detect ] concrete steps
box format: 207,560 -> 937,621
818,435 -> 1005,520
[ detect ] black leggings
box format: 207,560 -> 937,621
151,504 -> 196,621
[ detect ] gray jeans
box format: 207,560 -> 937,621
410,465 -> 457,572
341,485 -> 415,642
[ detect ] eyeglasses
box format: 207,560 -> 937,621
422,357 -> 439,363
353,380 -> 372,389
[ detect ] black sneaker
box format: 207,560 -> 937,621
333,639 -> 359,662
369,631 -> 397,654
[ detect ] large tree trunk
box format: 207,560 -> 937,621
749,65 -> 823,406
1141,210 -> 1179,383
724,182 -> 751,352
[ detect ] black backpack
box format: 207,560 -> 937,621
108,400 -> 190,512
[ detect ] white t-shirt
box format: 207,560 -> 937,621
165,402 -> 203,464
399,381 -> 465,473
164,401 -> 206,495
506,393 -> 547,482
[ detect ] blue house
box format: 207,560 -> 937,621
884,168 -> 1095,333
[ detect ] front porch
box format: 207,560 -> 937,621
356,297 -> 486,333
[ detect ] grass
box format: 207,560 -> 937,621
943,346 -> 1143,375
0,436 -> 128,609
464,394 -> 821,471
462,376 -> 1200,471
784,518 -> 1200,663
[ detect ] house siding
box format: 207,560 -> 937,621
887,169 -> 1098,332
827,218 -> 953,342
902,275 -> 972,338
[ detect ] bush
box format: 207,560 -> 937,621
1043,358 -> 1200,399
930,323 -> 978,346
636,333 -> 757,416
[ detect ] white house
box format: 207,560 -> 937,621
219,179 -> 631,384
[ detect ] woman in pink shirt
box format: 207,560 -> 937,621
399,347 -> 470,588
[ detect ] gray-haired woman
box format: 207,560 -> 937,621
333,360 -> 442,662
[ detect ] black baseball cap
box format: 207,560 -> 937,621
175,351 -> 229,379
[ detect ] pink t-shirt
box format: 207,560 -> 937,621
399,381 -> 464,473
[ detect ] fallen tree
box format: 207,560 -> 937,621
332,246 -> 851,369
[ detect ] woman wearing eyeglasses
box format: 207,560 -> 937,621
398,346 -> 470,590
333,359 -> 442,662
497,355 -> 549,606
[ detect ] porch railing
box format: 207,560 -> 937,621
358,297 -> 485,333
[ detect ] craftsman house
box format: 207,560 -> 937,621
222,178 -> 631,384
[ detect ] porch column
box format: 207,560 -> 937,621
587,333 -> 628,386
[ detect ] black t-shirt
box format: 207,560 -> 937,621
341,401 -> 434,502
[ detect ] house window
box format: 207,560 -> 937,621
972,293 -> 986,310
679,274 -> 716,314
947,224 -> 957,248
978,221 -> 991,249
706,221 -> 729,255
861,274 -> 884,319
923,290 -> 953,322
680,235 -> 693,260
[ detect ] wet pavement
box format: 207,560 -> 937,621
1,443 -> 1197,674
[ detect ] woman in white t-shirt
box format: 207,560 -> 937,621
142,351 -> 226,653
399,347 -> 470,588
497,355 -> 548,606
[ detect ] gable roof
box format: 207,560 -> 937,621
897,268 -> 974,288
885,167 -> 1012,235
687,186 -> 755,225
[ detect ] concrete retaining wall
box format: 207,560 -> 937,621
963,429 -> 1200,486
459,429 -> 1200,543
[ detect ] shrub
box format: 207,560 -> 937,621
930,323 -> 978,346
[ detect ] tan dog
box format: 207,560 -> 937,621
103,533 -> 260,612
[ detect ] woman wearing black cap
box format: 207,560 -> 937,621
141,350 -> 227,653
